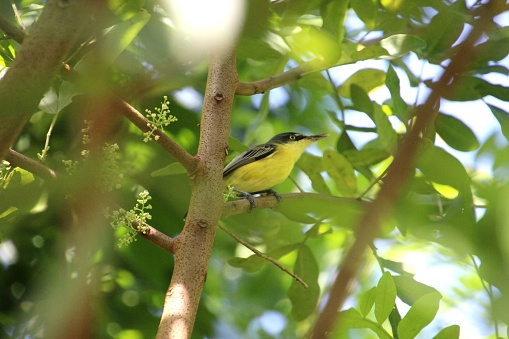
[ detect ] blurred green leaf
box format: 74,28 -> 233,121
432,324 -> 460,339
228,243 -> 301,272
342,147 -> 390,167
380,34 -> 426,58
275,193 -> 365,229
375,271 -> 397,324
351,45 -> 390,62
423,12 -> 464,62
321,0 -> 349,40
374,106 -> 398,153
287,27 -> 342,64
351,84 -> 374,116
288,245 -> 320,321
398,292 -> 442,339
337,308 -> 392,339
393,275 -> 439,306
385,65 -> 408,122
351,0 -> 378,29
338,69 -> 386,98
487,104 -> 509,141
151,162 -> 187,177
322,149 -> 357,197
435,113 -> 479,151
359,286 -> 377,317
297,153 -> 331,195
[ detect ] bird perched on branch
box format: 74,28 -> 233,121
223,132 -> 327,208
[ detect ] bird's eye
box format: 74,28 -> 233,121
289,135 -> 296,140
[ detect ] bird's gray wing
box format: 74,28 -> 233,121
223,144 -> 276,177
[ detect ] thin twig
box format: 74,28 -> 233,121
236,58 -> 327,96
39,110 -> 59,163
218,223 -> 308,288
470,255 -> 499,338
112,97 -> 197,174
5,149 -> 57,180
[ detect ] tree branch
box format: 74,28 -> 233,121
310,2 -> 500,338
5,149 -> 57,180
138,223 -> 175,254
221,192 -> 363,217
0,13 -> 25,43
235,58 -> 327,96
218,223 -> 308,288
0,0 -> 91,161
112,98 -> 197,173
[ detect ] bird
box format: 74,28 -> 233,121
223,132 -> 327,208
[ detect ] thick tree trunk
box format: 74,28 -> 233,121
156,49 -> 238,338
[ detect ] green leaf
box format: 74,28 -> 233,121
338,69 -> 386,98
350,45 -> 390,62
435,113 -> 479,152
228,244 -> 301,272
39,82 -> 77,114
380,258 -> 413,277
393,275 -> 438,306
237,38 -> 282,60
359,287 -> 377,317
336,130 -> 356,153
380,34 -> 426,58
432,325 -> 460,339
151,162 -> 187,177
288,27 -> 342,64
374,106 -> 398,153
342,147 -> 390,167
375,272 -> 397,324
297,153 -> 331,195
322,150 -> 357,197
397,292 -> 442,339
385,65 -> 408,122
417,146 -> 471,194
77,9 -> 151,70
338,308 -> 392,339
288,245 -> 320,321
351,84 -> 374,116
321,0 -> 349,40
423,12 -> 464,62
487,104 -> 509,141
351,0 -> 378,29
228,136 -> 249,153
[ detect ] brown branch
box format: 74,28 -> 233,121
0,13 -> 196,175
218,223 -> 308,288
221,192 -> 363,217
138,223 -> 175,254
112,98 -> 197,173
5,149 -> 57,181
0,13 -> 25,43
0,1 -> 92,161
310,2 -> 500,338
235,58 -> 327,96
4,148 -> 176,254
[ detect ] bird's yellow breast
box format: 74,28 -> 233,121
224,140 -> 313,192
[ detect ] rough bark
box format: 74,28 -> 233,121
156,49 -> 238,338
0,0 -> 91,160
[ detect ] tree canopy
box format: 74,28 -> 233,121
1,0 -> 509,338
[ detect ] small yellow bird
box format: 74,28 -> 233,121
223,132 -> 327,208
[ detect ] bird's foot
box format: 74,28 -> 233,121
251,189 -> 282,204
234,189 -> 256,211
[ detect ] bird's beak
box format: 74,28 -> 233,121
308,134 -> 328,141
